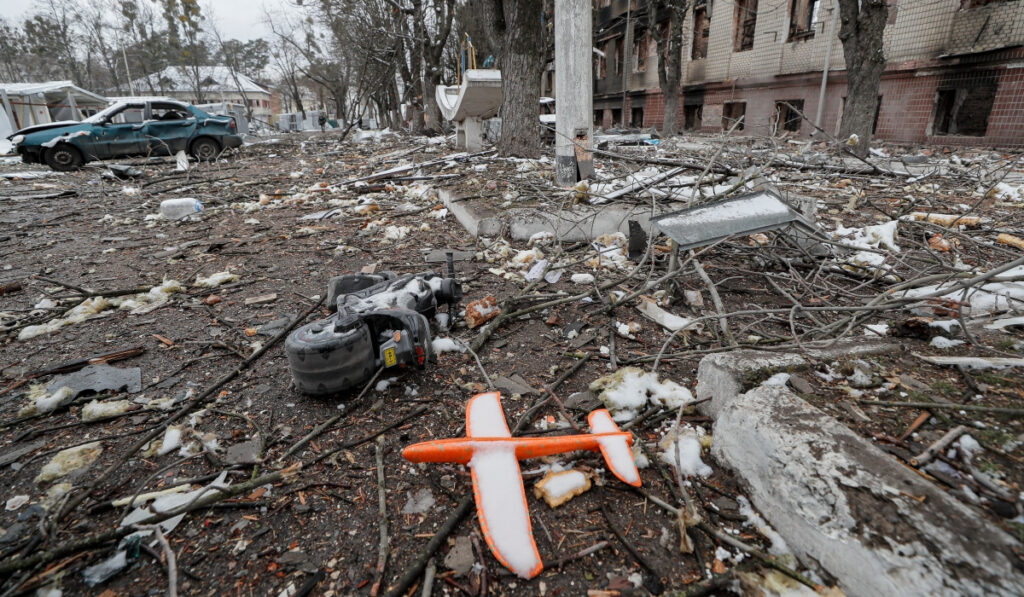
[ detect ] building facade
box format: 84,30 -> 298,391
127,66 -> 273,122
579,0 -> 1024,147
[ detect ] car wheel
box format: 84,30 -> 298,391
285,317 -> 377,396
44,144 -> 84,171
190,137 -> 220,162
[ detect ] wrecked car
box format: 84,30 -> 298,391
7,99 -> 243,171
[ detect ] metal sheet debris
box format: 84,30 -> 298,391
46,364 -> 142,397
650,190 -> 818,251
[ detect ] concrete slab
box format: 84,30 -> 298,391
439,188 -> 679,242
695,345 -> 1024,597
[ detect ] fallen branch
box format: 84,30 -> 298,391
911,425 -> 968,467
0,467 -> 298,576
54,296 -> 324,523
382,494 -> 474,597
370,437 -> 389,597
862,401 -> 1024,416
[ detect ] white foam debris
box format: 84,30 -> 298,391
660,429 -> 712,477
21,385 -> 73,416
570,273 -> 595,285
834,220 -> 900,251
401,488 -> 436,514
36,442 -> 103,483
930,336 -> 964,349
636,296 -> 694,332
18,297 -> 114,341
528,231 -> 554,246
81,399 -> 132,422
383,225 -> 410,241
762,373 -> 791,387
959,434 -> 983,459
111,484 -> 190,508
121,472 -> 230,534
737,495 -> 791,556
902,265 -> 1024,315
586,233 -> 629,270
194,271 -> 239,288
432,337 -> 466,353
992,182 -> 1024,202
615,320 -> 640,339
376,377 -> 398,392
5,495 -> 29,511
158,426 -> 183,456
589,367 -> 694,421
510,248 -> 544,267
429,208 -> 449,219
864,323 -> 889,336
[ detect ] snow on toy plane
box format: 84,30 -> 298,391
402,391 -> 642,579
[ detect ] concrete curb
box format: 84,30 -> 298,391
439,188 -> 675,242
695,345 -> 1024,596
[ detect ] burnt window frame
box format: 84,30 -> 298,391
774,99 -> 805,133
692,0 -> 712,59
788,0 -> 820,41
931,85 -> 997,137
733,0 -> 759,52
722,101 -> 746,131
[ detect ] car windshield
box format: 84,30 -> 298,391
83,103 -> 146,124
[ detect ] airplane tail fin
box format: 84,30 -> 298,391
587,409 -> 641,487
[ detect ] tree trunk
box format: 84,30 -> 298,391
423,75 -> 443,134
837,0 -> 887,158
497,0 -> 544,157
647,0 -> 687,137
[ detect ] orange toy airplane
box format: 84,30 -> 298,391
402,391 -> 641,579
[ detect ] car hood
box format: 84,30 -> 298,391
8,121 -> 83,139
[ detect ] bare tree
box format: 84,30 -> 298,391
645,0 -> 688,136
478,0 -> 546,158
837,0 -> 888,157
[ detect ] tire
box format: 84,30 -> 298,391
44,144 -> 84,171
189,137 -> 220,162
285,317 -> 376,396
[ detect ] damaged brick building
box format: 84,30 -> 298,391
558,0 -> 1024,147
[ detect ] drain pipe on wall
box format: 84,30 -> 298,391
813,6 -> 841,133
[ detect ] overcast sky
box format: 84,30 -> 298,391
1,0 -> 295,42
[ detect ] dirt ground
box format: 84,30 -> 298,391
0,130 -> 1022,596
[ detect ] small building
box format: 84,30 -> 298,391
126,66 -> 273,123
0,81 -> 108,138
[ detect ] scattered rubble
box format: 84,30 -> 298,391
1,130 -> 1022,596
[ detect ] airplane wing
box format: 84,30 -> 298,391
588,409 -> 642,486
467,392 -> 544,579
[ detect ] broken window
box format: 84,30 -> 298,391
734,0 -> 758,52
961,0 -> 1012,7
722,101 -> 745,131
594,110 -> 604,127
692,1 -> 712,59
684,104 -> 703,130
932,85 -> 996,136
595,51 -> 607,79
788,0 -> 819,41
634,27 -> 649,72
631,106 -> 644,127
615,37 -> 624,75
612,108 -> 622,126
774,100 -> 804,133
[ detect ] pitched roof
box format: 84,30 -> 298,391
0,80 -> 108,104
130,66 -> 270,96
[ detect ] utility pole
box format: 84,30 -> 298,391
554,0 -> 594,186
